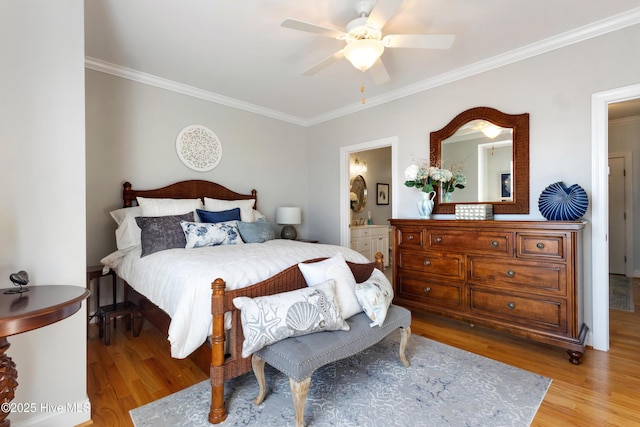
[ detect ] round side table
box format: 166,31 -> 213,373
0,285 -> 90,427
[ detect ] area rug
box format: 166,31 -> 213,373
130,334 -> 551,427
610,274 -> 635,312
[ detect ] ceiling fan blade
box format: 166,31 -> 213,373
382,34 -> 456,49
366,0 -> 403,30
302,50 -> 345,76
281,19 -> 344,39
369,58 -> 390,85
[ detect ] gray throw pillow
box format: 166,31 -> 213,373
237,218 -> 275,243
135,212 -> 194,257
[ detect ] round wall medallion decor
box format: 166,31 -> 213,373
175,125 -> 222,171
538,181 -> 589,221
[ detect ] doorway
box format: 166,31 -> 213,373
339,137 -> 398,248
608,151 -> 633,277
592,83 -> 640,351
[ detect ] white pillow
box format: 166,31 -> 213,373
180,220 -> 244,248
204,197 -> 256,222
109,206 -> 143,250
355,269 -> 394,327
233,279 -> 349,358
298,253 -> 362,319
137,197 -> 202,217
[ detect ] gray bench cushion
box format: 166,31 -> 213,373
254,304 -> 411,382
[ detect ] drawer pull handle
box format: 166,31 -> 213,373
536,242 -> 545,249
506,270 -> 515,278
407,235 -> 414,240
491,241 -> 499,247
507,302 -> 516,309
423,287 -> 432,293
423,260 -> 431,266
435,237 -> 442,243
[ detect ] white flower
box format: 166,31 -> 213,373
404,164 -> 419,181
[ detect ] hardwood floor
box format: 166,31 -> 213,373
86,279 -> 640,426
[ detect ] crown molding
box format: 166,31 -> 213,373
84,57 -> 308,127
85,7 -> 640,127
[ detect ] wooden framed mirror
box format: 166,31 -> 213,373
430,107 -> 530,214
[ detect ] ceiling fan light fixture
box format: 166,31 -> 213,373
343,39 -> 384,72
480,124 -> 502,139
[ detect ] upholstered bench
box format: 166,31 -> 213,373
251,304 -> 412,427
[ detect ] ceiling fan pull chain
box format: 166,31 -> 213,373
361,82 -> 366,104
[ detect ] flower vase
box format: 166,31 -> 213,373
417,191 -> 436,219
442,191 -> 453,203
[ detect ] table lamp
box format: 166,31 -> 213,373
276,207 -> 301,240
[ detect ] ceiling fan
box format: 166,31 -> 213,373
281,0 -> 455,84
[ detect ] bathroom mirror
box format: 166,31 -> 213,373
350,175 -> 367,212
430,107 -> 530,214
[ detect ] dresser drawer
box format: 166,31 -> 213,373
397,274 -> 463,309
398,250 -> 464,280
517,233 -> 566,260
427,230 -> 513,255
469,288 -> 566,332
468,257 -> 566,294
396,227 -> 424,248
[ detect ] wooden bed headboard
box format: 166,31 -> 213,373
122,180 -> 257,209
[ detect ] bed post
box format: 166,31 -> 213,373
374,252 -> 384,272
209,278 -> 227,424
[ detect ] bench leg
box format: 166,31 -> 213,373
252,355 -> 267,405
399,326 -> 411,367
290,377 -> 311,427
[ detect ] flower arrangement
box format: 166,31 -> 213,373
404,162 -> 466,194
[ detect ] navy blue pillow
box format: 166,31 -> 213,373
196,208 -> 241,223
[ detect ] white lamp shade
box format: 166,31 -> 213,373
343,39 -> 384,72
276,207 -> 301,225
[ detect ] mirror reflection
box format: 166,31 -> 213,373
430,106 -> 530,215
441,119 -> 513,203
350,175 -> 367,212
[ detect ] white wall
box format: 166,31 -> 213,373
307,23 -> 640,344
85,70 -> 310,265
0,1 -> 89,426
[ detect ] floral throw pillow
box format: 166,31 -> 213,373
355,268 -> 394,327
180,220 -> 243,248
233,279 -> 349,358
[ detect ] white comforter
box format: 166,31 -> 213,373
106,240 -> 370,358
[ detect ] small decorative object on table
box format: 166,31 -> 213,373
538,181 -> 589,221
455,204 -> 493,220
6,271 -> 29,294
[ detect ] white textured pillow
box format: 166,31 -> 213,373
110,206 -> 143,250
180,220 -> 244,248
233,279 -> 349,358
355,269 -> 394,327
203,198 -> 256,222
137,197 -> 202,217
298,253 -> 362,319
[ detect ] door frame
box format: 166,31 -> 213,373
340,136 -> 398,247
591,83 -> 640,351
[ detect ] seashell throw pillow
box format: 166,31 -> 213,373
233,279 -> 349,358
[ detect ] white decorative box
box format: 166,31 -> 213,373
455,204 -> 494,220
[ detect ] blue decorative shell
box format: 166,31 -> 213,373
538,182 -> 589,221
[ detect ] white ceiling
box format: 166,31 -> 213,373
84,0 -> 640,125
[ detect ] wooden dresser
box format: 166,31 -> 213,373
389,219 -> 588,364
